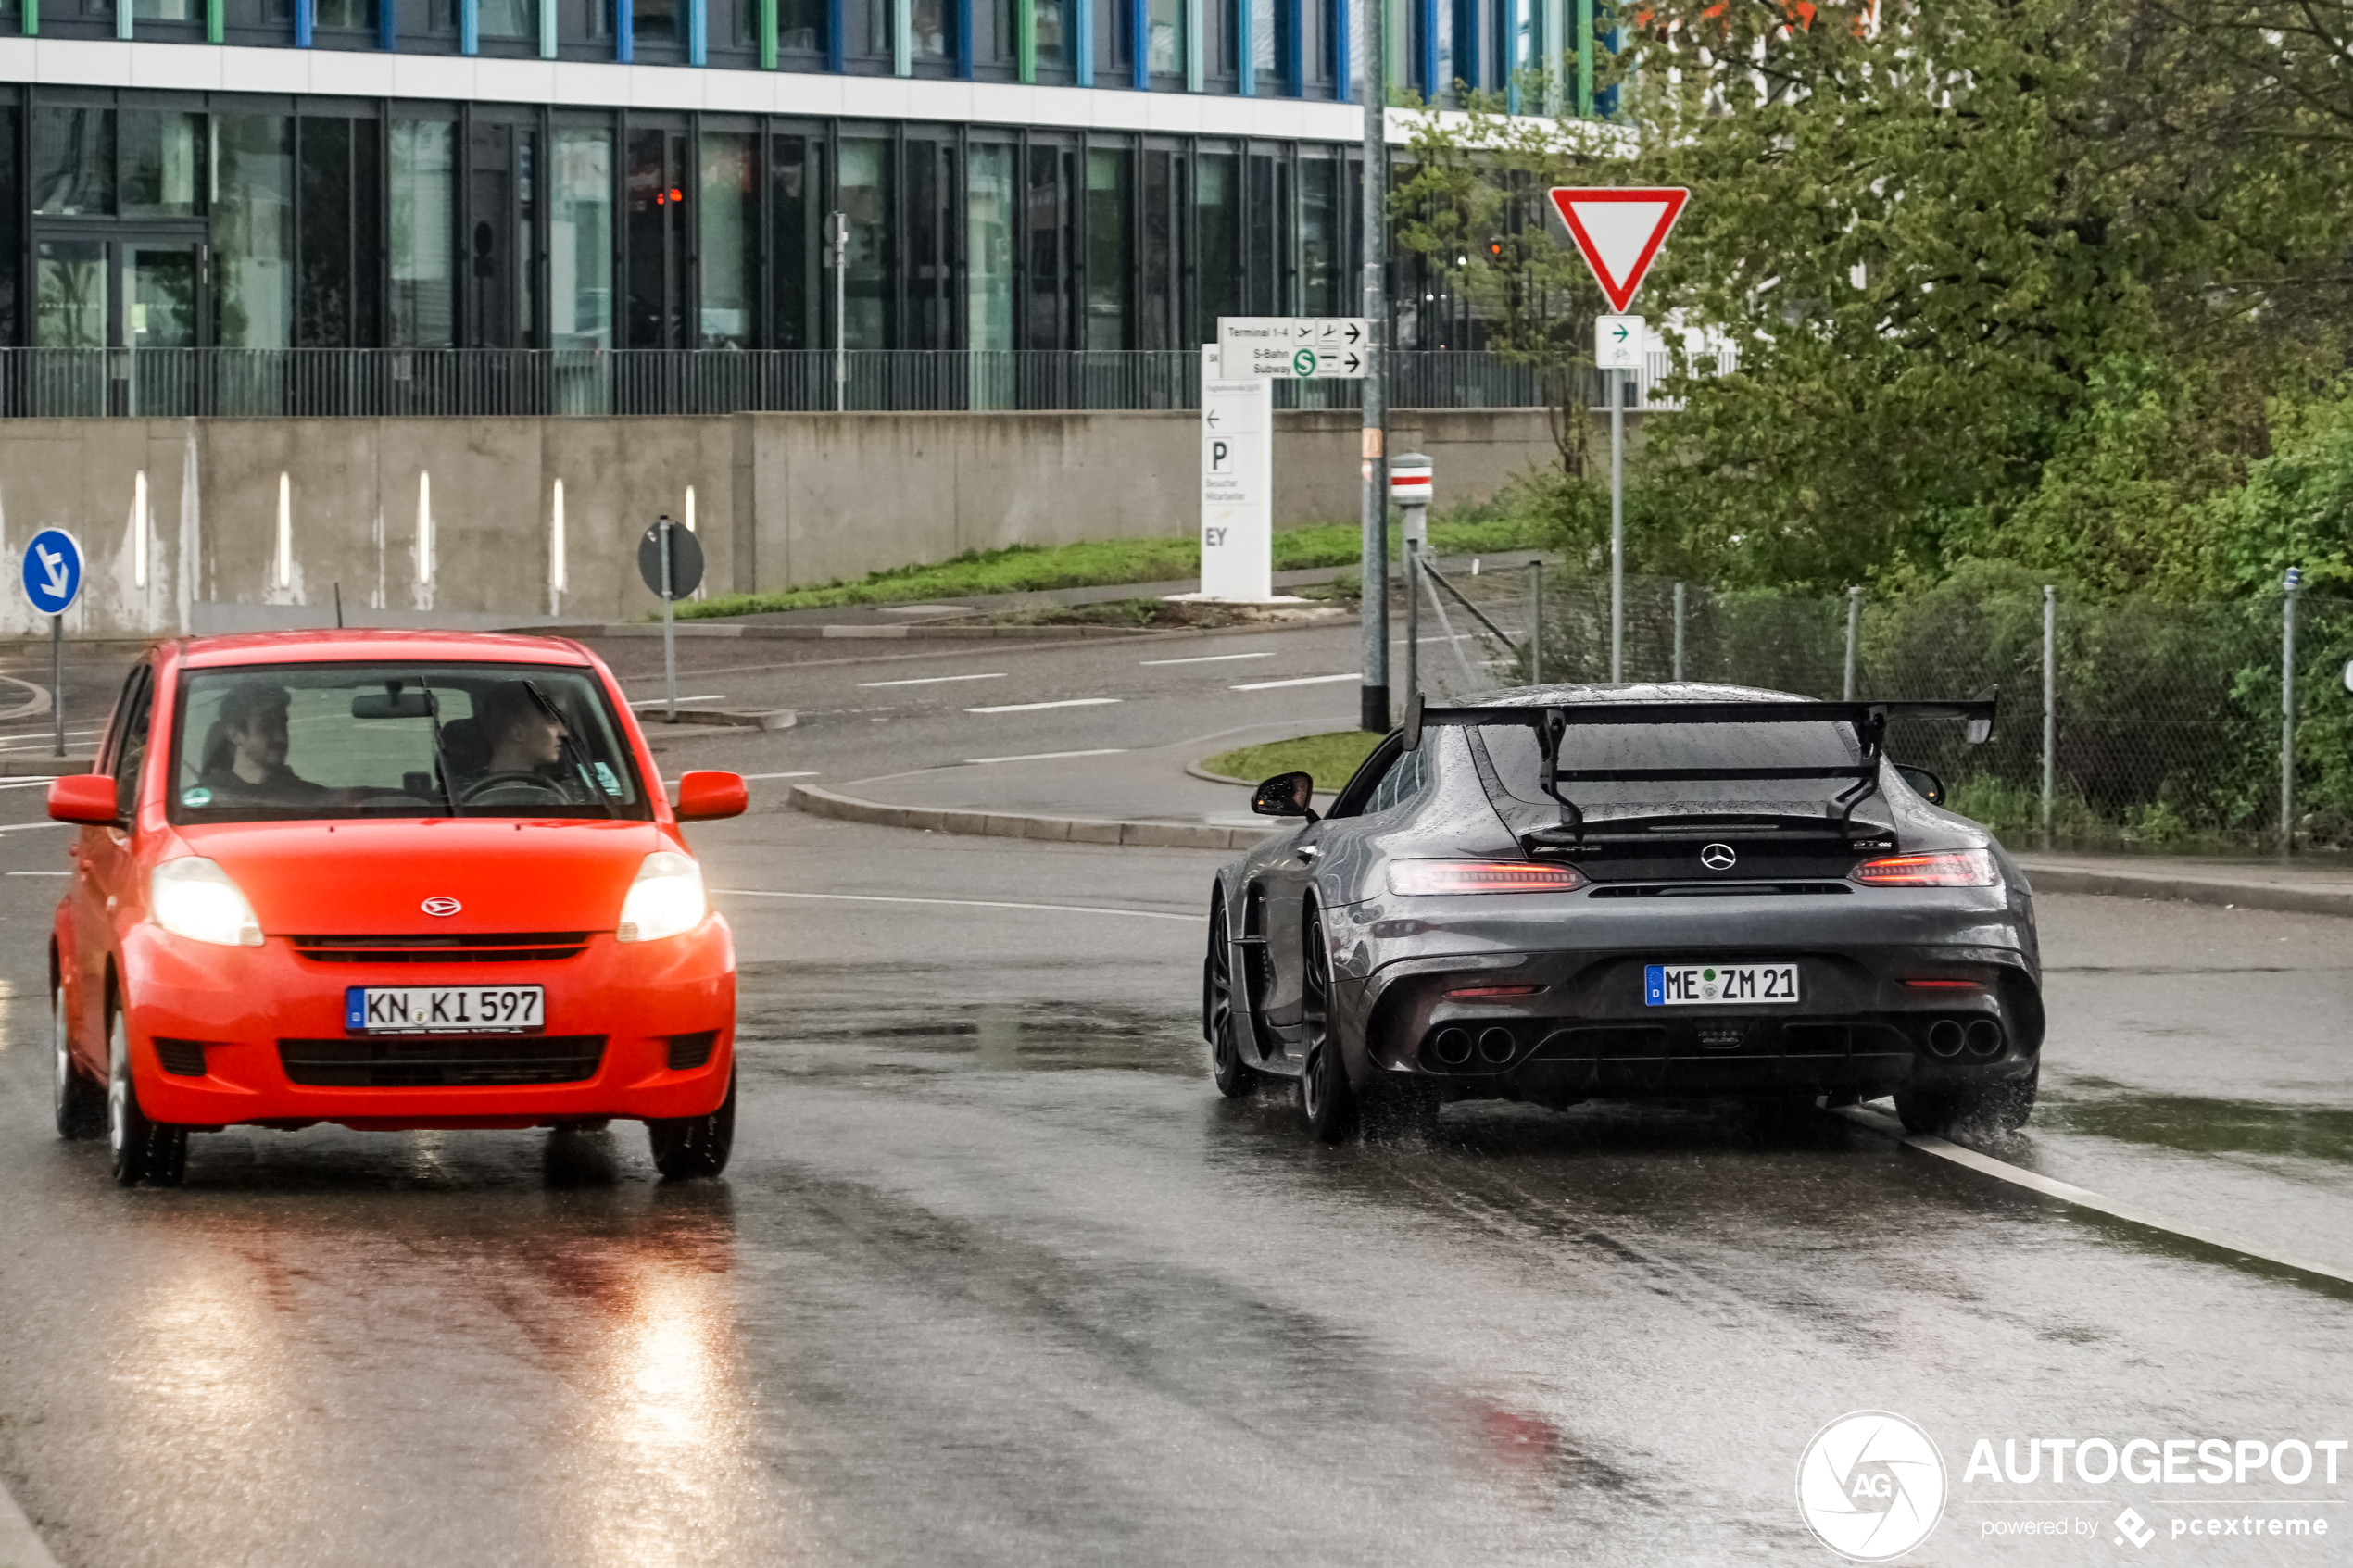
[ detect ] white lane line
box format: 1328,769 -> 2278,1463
712,889 -> 1195,922
1836,1104 -> 2353,1286
1139,651 -> 1278,666
965,697 -> 1124,713
965,747 -> 1128,765
5,870 -> 67,876
1231,673 -> 1362,691
0,777 -> 61,790
0,822 -> 67,834
739,771 -> 821,781
629,694 -> 728,706
859,671 -> 1008,688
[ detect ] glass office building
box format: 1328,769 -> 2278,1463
0,0 -> 1592,367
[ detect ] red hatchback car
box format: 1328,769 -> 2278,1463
45,630 -> 747,1187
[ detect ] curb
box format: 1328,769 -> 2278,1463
787,782 -> 1268,851
786,783 -> 2353,919
2011,860 -> 2353,919
0,758 -> 89,778
632,704 -> 798,731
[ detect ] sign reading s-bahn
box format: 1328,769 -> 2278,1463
1217,318 -> 1372,379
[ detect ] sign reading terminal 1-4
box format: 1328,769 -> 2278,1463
1217,318 -> 1371,379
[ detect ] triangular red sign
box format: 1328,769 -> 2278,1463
1547,187 -> 1690,312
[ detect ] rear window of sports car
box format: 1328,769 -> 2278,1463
1478,719 -> 1863,807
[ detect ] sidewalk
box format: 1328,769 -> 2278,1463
793,744 -> 2353,917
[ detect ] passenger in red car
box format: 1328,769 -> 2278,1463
197,682 -> 333,808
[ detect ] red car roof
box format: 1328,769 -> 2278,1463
173,629 -> 598,668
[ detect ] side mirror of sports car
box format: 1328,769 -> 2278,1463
1251,771 -> 1318,822
673,770 -> 749,822
1894,764 -> 1946,807
48,774 -> 120,826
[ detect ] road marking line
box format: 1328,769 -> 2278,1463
965,697 -> 1124,713
739,771 -> 821,781
964,747 -> 1128,765
1139,651 -> 1278,666
1230,673 -> 1362,691
712,889 -> 1195,922
1835,1103 -> 2353,1286
0,822 -> 68,834
629,694 -> 727,706
5,870 -> 67,876
0,777 -> 61,790
859,671 -> 1009,687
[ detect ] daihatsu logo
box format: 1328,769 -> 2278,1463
1700,843 -> 1738,871
421,897 -> 462,918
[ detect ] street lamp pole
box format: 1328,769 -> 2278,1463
1358,0 -> 1390,734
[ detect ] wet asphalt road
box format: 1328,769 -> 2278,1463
1,632 -> 2351,1565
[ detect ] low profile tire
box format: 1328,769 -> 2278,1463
107,1005 -> 186,1188
1895,1063 -> 2038,1139
648,1067 -> 737,1179
1295,904 -> 1360,1143
53,979 -> 104,1140
1205,897 -> 1260,1098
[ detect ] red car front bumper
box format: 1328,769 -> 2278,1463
119,918 -> 736,1130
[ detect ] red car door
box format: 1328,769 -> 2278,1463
69,663 -> 155,1048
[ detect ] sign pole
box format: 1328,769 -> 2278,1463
661,515 -> 678,723
51,614 -> 63,758
1359,15 -> 1390,734
1609,366 -> 1624,682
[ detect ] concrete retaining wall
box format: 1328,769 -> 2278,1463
0,407 -> 1585,638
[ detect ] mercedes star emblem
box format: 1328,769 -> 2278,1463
1700,844 -> 1738,872
421,897 -> 462,918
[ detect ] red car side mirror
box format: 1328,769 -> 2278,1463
673,771 -> 749,822
49,774 -> 120,826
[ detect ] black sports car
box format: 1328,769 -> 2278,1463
1203,683 -> 2041,1142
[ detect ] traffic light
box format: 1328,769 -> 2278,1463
1485,235 -> 1507,264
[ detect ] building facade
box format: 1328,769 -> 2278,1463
0,0 -> 1598,370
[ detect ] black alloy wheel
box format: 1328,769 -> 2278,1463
53,977 -> 103,1140
648,1066 -> 737,1179
1894,1063 -> 2038,1139
1295,903 -> 1359,1142
107,1004 -> 187,1187
1206,896 -> 1260,1098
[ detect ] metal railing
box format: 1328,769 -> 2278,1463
0,347 -> 1692,419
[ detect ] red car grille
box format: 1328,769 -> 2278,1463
278,1035 -> 606,1086
291,932 -> 592,964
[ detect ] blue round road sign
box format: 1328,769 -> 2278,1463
21,529 -> 83,617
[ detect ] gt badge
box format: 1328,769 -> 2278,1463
1700,843 -> 1737,872
421,897 -> 462,918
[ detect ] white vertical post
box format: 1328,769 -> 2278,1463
828,211 -> 849,412
661,514 -> 679,723
549,478 -> 568,613
2041,584 -> 2056,840
416,471 -> 433,585
2283,566 -> 2301,857
1528,558 -> 1542,686
276,472 -> 293,589
1843,585 -> 1861,700
1671,580 -> 1685,681
1608,366 -> 1624,681
132,470 -> 149,589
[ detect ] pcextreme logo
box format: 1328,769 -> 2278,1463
1796,1411 -> 1949,1562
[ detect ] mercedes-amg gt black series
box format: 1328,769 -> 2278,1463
1203,683 -> 2041,1142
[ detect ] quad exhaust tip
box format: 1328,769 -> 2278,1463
1927,1020 -> 1966,1058
1477,1027 -> 1517,1065
1965,1018 -> 2005,1059
1431,1027 -> 1474,1066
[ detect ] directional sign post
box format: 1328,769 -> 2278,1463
20,529 -> 83,758
637,516 -> 705,723
1199,358 -> 1276,601
1217,318 -> 1371,380
1550,188 -> 1689,682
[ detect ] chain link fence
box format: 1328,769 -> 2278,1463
1414,561 -> 2350,850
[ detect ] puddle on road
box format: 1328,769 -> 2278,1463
2041,1076 -> 2353,1165
736,983 -> 1203,1079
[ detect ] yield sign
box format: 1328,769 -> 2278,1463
1547,187 -> 1689,312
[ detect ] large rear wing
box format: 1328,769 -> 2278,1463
1401,690 -> 1996,838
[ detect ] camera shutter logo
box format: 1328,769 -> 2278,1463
1701,843 -> 1738,871
1795,1411 -> 1946,1561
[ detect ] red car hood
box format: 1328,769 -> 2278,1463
176,818 -> 673,935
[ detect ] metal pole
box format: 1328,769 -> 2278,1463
51,615 -> 63,758
2283,567 -> 2301,856
839,213 -> 853,412
1608,367 -> 1623,682
1671,581 -> 1685,682
2041,585 -> 2056,840
661,515 -> 678,724
1843,586 -> 1861,701
1403,534 -> 1420,707
1358,1 -> 1390,733
1528,558 -> 1542,686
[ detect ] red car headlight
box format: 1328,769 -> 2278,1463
1387,860 -> 1589,896
1849,848 -> 1998,888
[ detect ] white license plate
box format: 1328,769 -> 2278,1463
1643,963 -> 1800,1007
346,985 -> 545,1034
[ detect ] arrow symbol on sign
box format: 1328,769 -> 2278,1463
1345,322 -> 1362,343
1344,354 -> 1361,373
1612,323 -> 1630,342
37,546 -> 68,598
1206,410 -> 1222,427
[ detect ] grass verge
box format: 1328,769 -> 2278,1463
1200,730 -> 1387,789
679,512 -> 1556,620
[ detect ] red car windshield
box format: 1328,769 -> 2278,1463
167,661 -> 652,822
